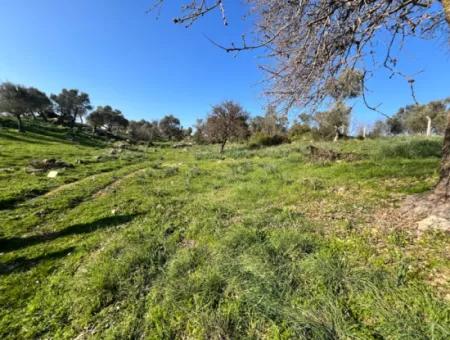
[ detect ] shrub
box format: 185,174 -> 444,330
249,133 -> 290,149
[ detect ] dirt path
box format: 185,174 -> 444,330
42,166 -> 148,199
93,167 -> 149,198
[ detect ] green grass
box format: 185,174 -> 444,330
0,120 -> 449,339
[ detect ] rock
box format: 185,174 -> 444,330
28,159 -> 74,171
47,170 -> 59,178
112,141 -> 131,150
417,215 -> 450,233
173,142 -> 193,148
0,167 -> 15,173
25,166 -> 46,174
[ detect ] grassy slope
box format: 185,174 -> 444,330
0,120 -> 449,339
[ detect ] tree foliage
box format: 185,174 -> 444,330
204,101 -> 249,152
250,105 -> 287,136
0,82 -> 50,132
386,99 -> 450,135
87,106 -> 129,134
128,119 -> 161,142
51,89 -> 92,128
314,101 -> 352,140
159,114 -> 184,141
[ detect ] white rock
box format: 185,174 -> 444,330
47,171 -> 59,178
417,215 -> 450,233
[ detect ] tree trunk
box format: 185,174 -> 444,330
333,126 -> 339,142
426,116 -> 432,137
434,1 -> 450,201
220,140 -> 227,153
434,112 -> 450,200
40,111 -> 48,122
16,114 -> 24,132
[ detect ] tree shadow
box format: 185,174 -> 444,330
0,214 -> 137,253
0,246 -> 75,276
0,189 -> 49,211
0,132 -> 52,145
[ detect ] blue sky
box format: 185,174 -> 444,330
0,0 -> 448,128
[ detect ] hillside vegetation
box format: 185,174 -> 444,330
0,119 -> 449,339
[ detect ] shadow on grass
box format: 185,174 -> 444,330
0,246 -> 76,276
0,189 -> 49,211
0,214 -> 137,253
0,117 -> 106,148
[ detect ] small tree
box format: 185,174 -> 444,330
51,89 -> 92,130
87,106 -> 128,134
403,100 -> 449,135
370,120 -> 388,138
86,109 -> 106,133
128,120 -> 161,142
205,101 -> 249,153
159,115 -> 183,141
0,82 -> 34,132
314,101 -> 351,140
193,119 -> 208,144
25,87 -> 52,120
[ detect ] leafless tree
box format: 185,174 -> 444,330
154,0 -> 450,201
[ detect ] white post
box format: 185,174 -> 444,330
334,125 -> 339,142
363,126 -> 366,139
426,116 -> 432,136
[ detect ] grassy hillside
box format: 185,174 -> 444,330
0,119 -> 449,339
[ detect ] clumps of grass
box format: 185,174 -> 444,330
301,178 -> 326,191
188,166 -> 202,178
162,166 -> 179,177
260,163 -> 279,175
377,138 -> 442,159
228,161 -> 253,177
142,215 -> 448,338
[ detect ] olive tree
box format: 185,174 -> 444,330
0,82 -> 50,132
51,89 -> 92,130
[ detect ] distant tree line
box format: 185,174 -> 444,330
1,81 -> 448,153
0,81 -> 191,143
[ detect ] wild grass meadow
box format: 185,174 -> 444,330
0,119 -> 448,339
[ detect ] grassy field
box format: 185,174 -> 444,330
0,119 -> 449,339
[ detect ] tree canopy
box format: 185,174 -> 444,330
51,89 -> 92,129
204,100 -> 249,152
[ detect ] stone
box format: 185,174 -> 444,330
173,142 -> 193,149
47,171 -> 59,178
417,215 -> 450,233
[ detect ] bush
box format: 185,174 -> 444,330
248,133 -> 290,149
288,123 -> 312,140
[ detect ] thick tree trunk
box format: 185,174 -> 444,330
434,1 -> 450,201
434,112 -> 450,200
16,114 -> 24,132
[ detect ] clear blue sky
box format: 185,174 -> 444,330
0,0 -> 448,128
